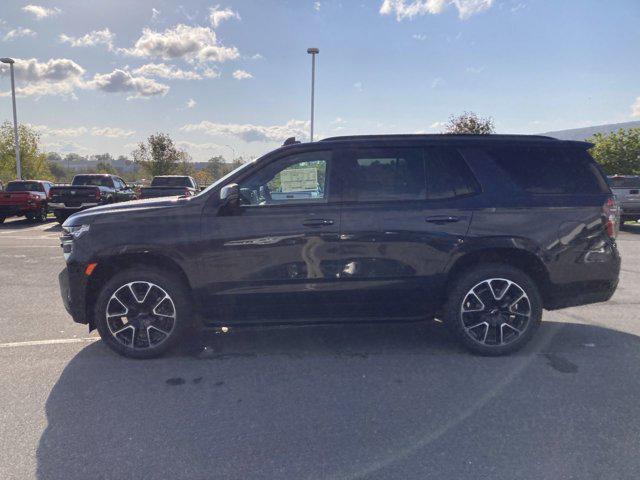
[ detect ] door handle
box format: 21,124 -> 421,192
302,218 -> 334,227
425,215 -> 460,225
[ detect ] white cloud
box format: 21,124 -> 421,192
314,1 -> 322,11
209,5 -> 241,28
466,65 -> 484,73
186,98 -> 197,108
59,28 -> 114,50
22,5 -> 61,19
42,141 -> 89,153
232,69 -> 253,80
151,8 -> 161,20
431,77 -> 444,88
354,81 -> 363,92
3,27 -> 37,41
121,24 -> 239,63
181,119 -> 309,143
29,124 -> 135,138
88,69 -> 169,100
91,127 -> 136,138
380,0 -> 493,20
632,97 -> 640,118
430,121 -> 446,131
412,33 -> 427,41
29,124 -> 88,137
132,62 -> 219,80
176,140 -> 224,152
0,57 -> 85,98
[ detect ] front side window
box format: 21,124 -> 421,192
344,148 -> 425,201
238,151 -> 330,206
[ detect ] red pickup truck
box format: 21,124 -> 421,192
0,180 -> 53,223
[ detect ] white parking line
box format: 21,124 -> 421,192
0,337 -> 98,348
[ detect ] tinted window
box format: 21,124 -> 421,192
346,148 -> 425,201
152,177 -> 192,187
489,147 -> 609,194
608,176 -> 640,188
239,151 -> 329,206
72,175 -> 113,187
425,148 -> 479,199
6,181 -> 43,192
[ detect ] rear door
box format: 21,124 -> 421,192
335,145 -> 476,318
197,148 -> 343,322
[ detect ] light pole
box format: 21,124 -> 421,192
1,57 -> 21,180
307,47 -> 319,142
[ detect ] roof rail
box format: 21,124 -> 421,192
320,134 -> 559,142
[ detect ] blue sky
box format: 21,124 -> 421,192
0,0 -> 639,161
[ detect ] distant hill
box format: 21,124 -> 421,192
541,120 -> 640,141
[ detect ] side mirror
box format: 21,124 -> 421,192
219,183 -> 240,209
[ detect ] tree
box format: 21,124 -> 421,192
95,161 -> 117,174
204,155 -> 227,180
48,162 -> 72,182
588,128 -> 640,175
0,121 -> 52,183
444,112 -> 495,134
175,150 -> 196,176
195,169 -> 214,187
132,133 -> 182,176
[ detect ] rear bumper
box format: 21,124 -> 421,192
545,279 -> 618,310
58,266 -> 89,324
50,202 -> 100,210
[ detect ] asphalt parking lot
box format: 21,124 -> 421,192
1,216 -> 639,480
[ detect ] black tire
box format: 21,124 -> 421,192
54,212 -> 68,224
25,213 -> 35,221
0,217 -> 5,224
94,267 -> 193,359
37,205 -> 48,222
444,263 -> 542,356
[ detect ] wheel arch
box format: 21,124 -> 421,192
445,247 -> 551,308
84,251 -> 192,330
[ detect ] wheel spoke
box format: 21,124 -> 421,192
462,291 -> 485,313
106,281 -> 176,350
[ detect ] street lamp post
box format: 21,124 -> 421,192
306,48 -> 319,142
1,57 -> 21,180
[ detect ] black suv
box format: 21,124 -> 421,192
58,135 -> 620,358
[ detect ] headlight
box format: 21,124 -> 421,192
62,224 -> 90,239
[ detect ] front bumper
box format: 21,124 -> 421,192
58,266 -> 89,324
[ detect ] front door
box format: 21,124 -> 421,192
335,145 -> 477,318
197,149 -> 343,323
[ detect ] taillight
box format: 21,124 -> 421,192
603,196 -> 617,239
95,187 -> 101,200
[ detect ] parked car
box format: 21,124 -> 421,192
139,175 -> 199,199
49,174 -> 136,224
58,134 -> 620,358
0,180 -> 53,223
608,175 -> 640,225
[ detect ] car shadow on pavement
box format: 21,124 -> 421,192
36,320 -> 640,480
620,223 -> 640,234
0,218 -> 55,230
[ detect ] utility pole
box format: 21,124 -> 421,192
1,57 -> 21,179
307,48 -> 319,142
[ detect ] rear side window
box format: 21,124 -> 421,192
425,147 -> 480,200
488,147 -> 609,194
345,148 -> 425,201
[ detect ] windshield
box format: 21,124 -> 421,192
72,176 -> 113,187
608,176 -> 640,188
6,181 -> 42,192
151,177 -> 192,187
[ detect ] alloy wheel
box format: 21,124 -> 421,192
460,278 -> 531,347
106,281 -> 177,350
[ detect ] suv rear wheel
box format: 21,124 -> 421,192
444,263 -> 542,356
94,267 -> 192,359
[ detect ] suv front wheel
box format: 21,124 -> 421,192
444,264 -> 542,356
94,267 -> 192,359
